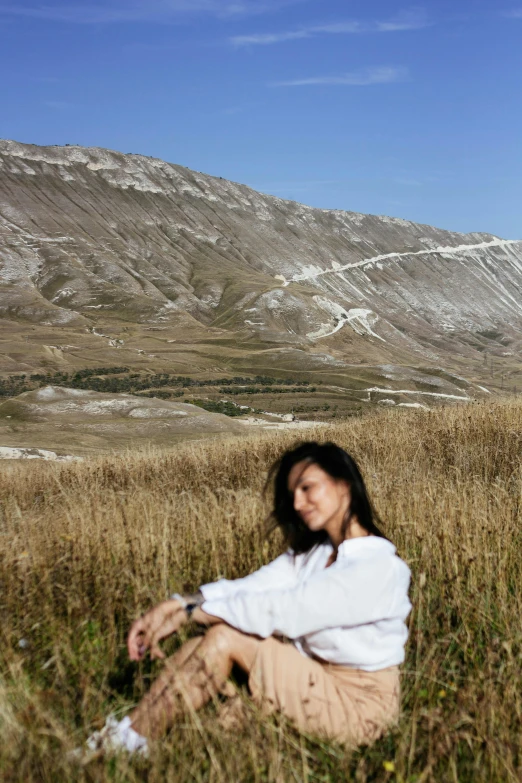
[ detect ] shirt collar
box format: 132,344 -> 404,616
337,536 -> 396,557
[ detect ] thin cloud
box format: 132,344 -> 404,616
375,7 -> 429,32
0,2 -> 196,23
503,8 -> 522,17
232,29 -> 310,45
231,21 -> 363,45
231,8 -> 428,46
314,22 -> 365,34
216,99 -> 261,116
0,0 -> 304,24
272,66 -> 409,87
219,0 -> 307,17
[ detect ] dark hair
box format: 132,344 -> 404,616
267,441 -> 386,554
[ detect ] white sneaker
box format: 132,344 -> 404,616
70,714 -> 148,764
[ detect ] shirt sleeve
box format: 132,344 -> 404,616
202,557 -> 399,638
199,550 -> 298,603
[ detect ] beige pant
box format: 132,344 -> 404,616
248,637 -> 400,746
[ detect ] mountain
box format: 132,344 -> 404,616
1,138 -> 521,407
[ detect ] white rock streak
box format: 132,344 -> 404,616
0,446 -> 80,462
290,239 -> 522,283
346,308 -> 385,341
366,387 -> 470,401
312,319 -> 346,339
307,296 -> 385,341
310,309 -> 386,341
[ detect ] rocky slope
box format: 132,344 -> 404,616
0,385 -> 327,455
0,386 -> 249,454
1,139 -> 521,398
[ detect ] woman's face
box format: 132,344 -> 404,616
288,460 -> 351,533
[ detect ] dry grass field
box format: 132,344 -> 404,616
0,398 -> 521,782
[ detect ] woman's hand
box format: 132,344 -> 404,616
127,599 -> 187,661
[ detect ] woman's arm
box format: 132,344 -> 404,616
199,550 -> 297,602
127,595 -> 227,661
127,552 -> 300,661
201,557 -> 410,640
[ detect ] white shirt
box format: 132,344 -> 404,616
201,537 -> 411,671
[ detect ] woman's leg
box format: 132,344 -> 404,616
129,624 -> 261,739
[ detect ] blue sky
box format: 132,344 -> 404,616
0,0 -> 521,237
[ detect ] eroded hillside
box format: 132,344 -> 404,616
1,139 -> 521,405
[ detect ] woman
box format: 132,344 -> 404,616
83,442 -> 411,756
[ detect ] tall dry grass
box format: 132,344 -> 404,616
0,399 -> 521,781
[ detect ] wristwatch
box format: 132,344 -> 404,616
171,593 -> 198,618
